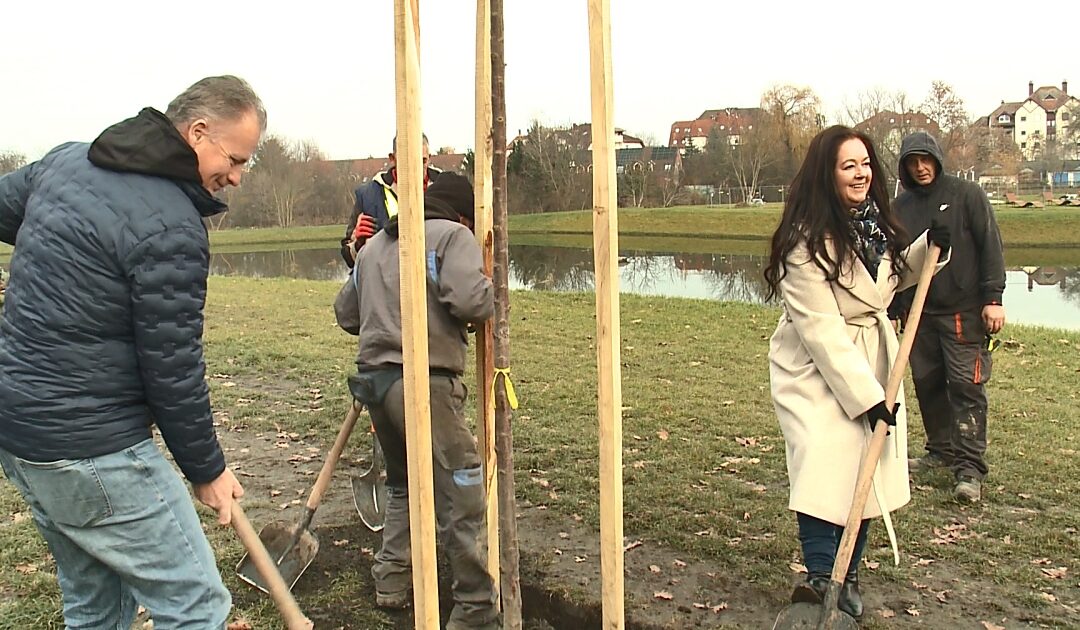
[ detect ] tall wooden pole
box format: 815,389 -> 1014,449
587,0 -> 624,627
491,0 -> 522,626
473,0 -> 501,599
393,1 -> 439,628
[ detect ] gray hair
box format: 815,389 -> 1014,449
165,75 -> 267,133
392,133 -> 430,154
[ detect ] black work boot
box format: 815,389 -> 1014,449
790,574 -> 829,605
840,571 -> 863,619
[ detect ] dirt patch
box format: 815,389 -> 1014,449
214,417 -> 1076,629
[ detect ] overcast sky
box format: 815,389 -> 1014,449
4,1 -> 1076,162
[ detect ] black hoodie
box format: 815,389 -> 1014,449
0,108 -> 227,483
894,131 -> 1005,314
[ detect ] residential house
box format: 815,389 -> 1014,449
614,146 -> 683,181
668,107 -> 761,152
983,80 -> 1080,160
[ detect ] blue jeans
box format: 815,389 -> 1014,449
0,439 -> 230,629
796,512 -> 870,579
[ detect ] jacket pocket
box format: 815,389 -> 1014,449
17,457 -> 113,527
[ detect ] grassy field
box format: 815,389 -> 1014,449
2,203 -> 1078,263
1,278 -> 1077,628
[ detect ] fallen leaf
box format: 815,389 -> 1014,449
1038,592 -> 1058,603
574,555 -> 587,563
559,532 -> 570,540
1032,558 -> 1053,565
905,607 -> 921,616
332,539 -> 349,547
693,602 -> 707,610
657,430 -> 670,441
879,608 -> 896,619
624,540 -> 643,551
981,622 -> 1005,630
863,559 -> 880,570
227,621 -> 254,630
673,559 -> 687,568
789,562 -> 808,574
649,565 -> 661,574
914,558 -> 934,567
270,490 -> 282,497
1042,567 -> 1068,580
711,603 -> 728,613
936,590 -> 950,603
653,590 -> 674,601
15,563 -> 38,574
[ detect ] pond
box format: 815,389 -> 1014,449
209,245 -> 1080,331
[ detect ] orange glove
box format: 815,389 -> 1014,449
353,214 -> 377,243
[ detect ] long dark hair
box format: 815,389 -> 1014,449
764,125 -> 907,302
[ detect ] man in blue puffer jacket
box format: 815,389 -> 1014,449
0,75 -> 264,628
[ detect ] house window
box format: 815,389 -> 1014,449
1063,112 -> 1071,121
1021,130 -> 1026,136
889,118 -> 895,124
665,164 -> 672,171
1020,116 -> 1026,121
1021,142 -> 1027,149
1034,142 -> 1041,149
1049,120 -> 1056,127
998,114 -> 1010,123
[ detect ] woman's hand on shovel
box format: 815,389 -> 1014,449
195,468 -> 245,525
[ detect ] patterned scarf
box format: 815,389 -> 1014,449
850,199 -> 888,280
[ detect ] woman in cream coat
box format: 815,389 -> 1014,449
764,125 -> 949,619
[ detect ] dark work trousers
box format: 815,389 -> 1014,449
910,310 -> 992,480
367,375 -> 498,628
796,512 -> 870,579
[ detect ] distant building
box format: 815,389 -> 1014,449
981,80 -> 1080,160
668,108 -> 761,152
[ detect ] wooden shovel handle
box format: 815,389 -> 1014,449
830,243 -> 942,585
307,402 -> 361,510
231,502 -> 314,629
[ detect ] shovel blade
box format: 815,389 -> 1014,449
352,472 -> 386,532
235,521 -> 319,594
771,602 -> 859,630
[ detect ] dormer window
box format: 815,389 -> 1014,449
998,114 -> 1011,123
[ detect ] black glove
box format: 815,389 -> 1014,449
928,218 -> 950,250
340,237 -> 356,268
865,401 -> 900,428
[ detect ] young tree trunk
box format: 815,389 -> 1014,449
490,0 -> 522,627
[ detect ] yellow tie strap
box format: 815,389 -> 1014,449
491,367 -> 519,410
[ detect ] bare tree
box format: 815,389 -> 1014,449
921,80 -> 970,167
0,150 -> 26,176
760,84 -> 823,181
726,113 -> 775,205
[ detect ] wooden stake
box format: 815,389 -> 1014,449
587,0 -> 624,627
474,0 -> 500,598
491,0 -> 523,626
393,1 -> 439,628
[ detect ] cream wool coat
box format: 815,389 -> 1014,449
769,231 -> 945,527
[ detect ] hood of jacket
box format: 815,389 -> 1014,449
897,131 -> 945,191
87,108 -> 227,217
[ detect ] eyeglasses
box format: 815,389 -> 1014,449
208,135 -> 249,169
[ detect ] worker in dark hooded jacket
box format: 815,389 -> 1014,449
0,75 -> 264,627
334,171 -> 498,630
891,131 -> 1005,503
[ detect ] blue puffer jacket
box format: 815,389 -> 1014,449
0,108 -> 226,483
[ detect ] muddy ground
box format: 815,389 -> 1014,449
214,412 -> 1072,630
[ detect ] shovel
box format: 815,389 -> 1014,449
230,502 -> 313,629
236,402 -> 361,593
351,421 -> 387,531
773,244 -> 941,630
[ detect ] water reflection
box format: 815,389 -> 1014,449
208,246 -> 1080,330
